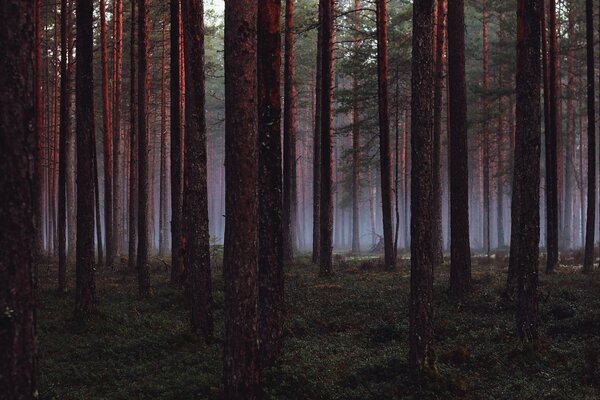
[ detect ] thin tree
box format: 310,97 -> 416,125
283,0 -> 297,262
159,16 -> 168,257
432,0 -> 446,266
112,0 -> 123,258
409,0 -> 435,377
258,0 -> 284,368
351,0 -> 360,254
137,0 -> 150,297
312,2 -> 323,264
582,0 -> 595,272
513,0 -> 541,342
170,0 -> 184,283
34,0 -> 44,256
75,0 -> 97,318
448,0 -> 472,298
58,0 -> 70,292
319,0 -> 334,276
128,0 -> 138,272
182,0 -> 213,338
0,2 -> 37,396
100,0 -> 113,267
376,0 -> 395,270
223,0 -> 260,397
545,0 -> 559,274
482,0 -> 490,258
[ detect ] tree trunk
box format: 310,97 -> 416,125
312,5 -> 323,264
170,0 -> 184,283
432,0 -> 446,266
223,0 -> 260,398
351,0 -> 361,254
93,125 -> 104,267
159,16 -> 168,257
128,0 -> 138,273
100,0 -> 113,267
583,0 -> 595,272
0,2 -> 37,396
34,0 -> 45,257
137,0 -> 150,297
482,0 -> 490,258
319,0 -> 334,276
563,5 -> 575,251
409,0 -> 435,377
182,0 -> 213,338
513,0 -> 541,342
283,0 -> 297,262
58,0 -> 70,292
376,0 -> 395,270
67,0 -> 76,262
448,0 -> 471,298
257,0 -> 284,369
545,0 -> 559,273
75,0 -> 97,319
113,0 -> 123,259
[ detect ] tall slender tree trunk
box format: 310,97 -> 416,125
58,0 -> 70,292
75,0 -> 97,319
563,4 -> 574,251
182,0 -> 213,338
482,0 -> 490,258
100,0 -> 113,267
34,0 -> 45,256
283,0 -> 297,262
170,0 -> 184,283
432,0 -> 446,266
545,0 -> 559,273
258,0 -> 284,368
448,0 -> 471,298
312,5 -> 323,264
319,0 -> 334,276
409,0 -> 435,377
128,0 -> 138,273
351,0 -> 361,254
67,0 -> 76,262
376,0 -> 395,270
92,127 -> 104,266
0,2 -> 37,396
223,0 -> 260,397
113,0 -> 123,258
513,0 -> 541,342
582,0 -> 595,272
159,16 -> 168,257
137,0 -> 150,297
497,62 -> 505,248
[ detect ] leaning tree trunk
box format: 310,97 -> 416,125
409,0 -> 435,378
170,0 -> 184,283
583,0 -> 595,272
223,0 -> 260,398
75,0 -> 97,319
513,0 -> 541,342
319,0 -> 334,276
137,0 -> 150,297
0,1 -> 37,396
376,0 -> 395,270
448,0 -> 472,299
258,0 -> 284,369
182,0 -> 214,339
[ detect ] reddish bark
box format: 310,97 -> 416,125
312,2 -> 323,263
583,0 -> 595,272
128,0 -> 138,272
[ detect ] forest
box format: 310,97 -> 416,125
2,0 -> 600,398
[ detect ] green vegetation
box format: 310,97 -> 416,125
38,256 -> 600,399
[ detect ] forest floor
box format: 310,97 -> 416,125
37,253 -> 600,399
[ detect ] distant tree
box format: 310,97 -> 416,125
0,1 -> 37,396
319,0 -> 334,276
512,0 -> 541,342
75,0 -> 97,318
376,0 -> 395,270
170,0 -> 184,283
137,0 -> 150,297
582,0 -> 595,272
223,0 -> 260,397
182,0 -> 214,338
258,0 -> 285,368
448,0 -> 472,298
283,0 -> 297,262
409,0 -> 435,377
